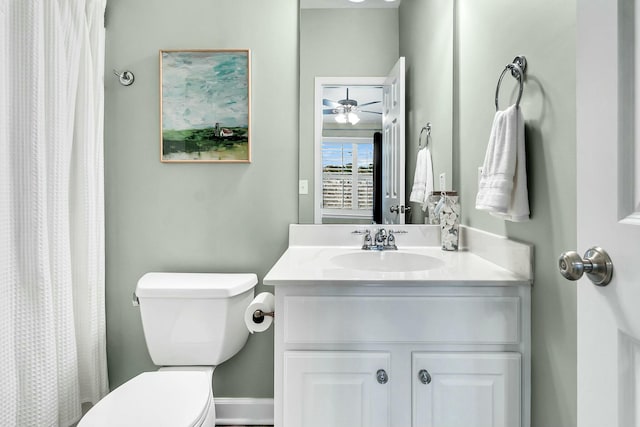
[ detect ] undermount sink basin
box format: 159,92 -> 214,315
330,251 -> 445,272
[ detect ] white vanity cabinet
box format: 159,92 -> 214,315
283,351 -> 392,427
272,284 -> 531,427
412,352 -> 521,427
263,224 -> 534,427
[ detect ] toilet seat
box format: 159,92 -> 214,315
78,370 -> 212,427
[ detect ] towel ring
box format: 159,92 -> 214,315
418,123 -> 432,150
495,56 -> 527,111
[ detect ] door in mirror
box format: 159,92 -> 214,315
314,58 -> 405,225
381,57 -> 406,224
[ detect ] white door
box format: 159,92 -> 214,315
576,0 -> 640,426
382,57 -> 406,224
283,351 -> 391,427
412,353 -> 521,427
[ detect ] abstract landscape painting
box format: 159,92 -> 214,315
160,49 -> 251,162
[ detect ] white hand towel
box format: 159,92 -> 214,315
409,146 -> 434,211
475,104 -> 530,221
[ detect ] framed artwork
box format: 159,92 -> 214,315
160,49 -> 251,163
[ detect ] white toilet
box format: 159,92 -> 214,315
79,272 -> 257,427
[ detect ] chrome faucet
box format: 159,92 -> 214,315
371,228 -> 398,251
353,228 -> 404,250
374,228 -> 387,247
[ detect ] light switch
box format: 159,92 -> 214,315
299,180 -> 309,195
439,173 -> 446,192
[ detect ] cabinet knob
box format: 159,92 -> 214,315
376,369 -> 388,384
418,369 -> 432,385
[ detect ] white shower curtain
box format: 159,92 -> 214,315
0,0 -> 109,425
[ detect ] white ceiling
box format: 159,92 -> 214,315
301,0 -> 401,9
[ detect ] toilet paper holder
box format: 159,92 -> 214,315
252,309 -> 275,324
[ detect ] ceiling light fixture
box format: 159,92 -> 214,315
347,112 -> 360,125
334,105 -> 360,125
325,87 -> 376,126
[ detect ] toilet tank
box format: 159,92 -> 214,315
136,272 -> 257,366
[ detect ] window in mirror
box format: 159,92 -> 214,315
321,137 -> 374,221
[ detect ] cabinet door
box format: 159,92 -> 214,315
413,352 -> 521,427
284,351 -> 391,427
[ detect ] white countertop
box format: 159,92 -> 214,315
263,225 -> 533,287
263,245 -> 531,287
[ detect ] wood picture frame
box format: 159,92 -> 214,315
160,49 -> 251,163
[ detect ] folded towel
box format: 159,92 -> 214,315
476,104 -> 530,221
409,146 -> 434,211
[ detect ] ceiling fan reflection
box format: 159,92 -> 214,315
322,88 -> 381,124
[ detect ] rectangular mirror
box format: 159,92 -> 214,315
299,1 -> 454,225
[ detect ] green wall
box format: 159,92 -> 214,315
298,8 -> 399,223
455,1 -> 577,426
399,0 -> 454,223
104,0 -> 298,397
104,1 -> 578,424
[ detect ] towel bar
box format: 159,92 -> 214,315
494,56 -> 527,111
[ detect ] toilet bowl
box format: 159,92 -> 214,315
78,272 -> 257,427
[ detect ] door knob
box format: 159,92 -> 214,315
390,205 -> 409,214
558,246 -> 613,286
376,369 -> 388,384
418,369 -> 432,385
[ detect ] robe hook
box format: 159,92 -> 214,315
113,69 -> 135,86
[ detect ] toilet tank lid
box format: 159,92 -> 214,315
136,272 -> 257,298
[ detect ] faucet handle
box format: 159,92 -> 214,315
385,231 -> 399,250
387,232 -> 396,244
361,230 -> 372,250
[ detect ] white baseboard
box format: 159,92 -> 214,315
214,397 -> 274,425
